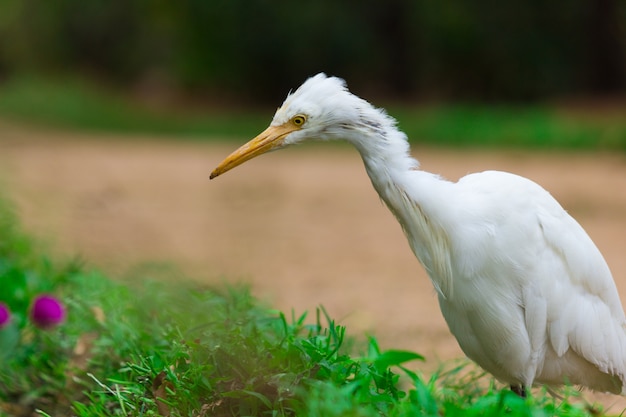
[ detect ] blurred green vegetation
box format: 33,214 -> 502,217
392,106 -> 626,150
0,0 -> 624,102
0,76 -> 269,138
0,76 -> 624,150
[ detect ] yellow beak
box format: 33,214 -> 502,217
210,122 -> 299,179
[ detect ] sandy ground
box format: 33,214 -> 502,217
2,119 -> 626,410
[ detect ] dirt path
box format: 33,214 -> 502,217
2,120 -> 626,409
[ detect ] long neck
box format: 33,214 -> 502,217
347,115 -> 455,298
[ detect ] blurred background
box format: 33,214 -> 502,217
0,0 -> 625,105
1,0 -> 626,374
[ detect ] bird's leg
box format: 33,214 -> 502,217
510,385 -> 527,398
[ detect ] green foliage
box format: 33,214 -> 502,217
0,197 -> 85,409
0,198 -> 606,416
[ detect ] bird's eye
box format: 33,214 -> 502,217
291,115 -> 306,127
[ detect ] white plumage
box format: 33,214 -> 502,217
211,73 -> 626,395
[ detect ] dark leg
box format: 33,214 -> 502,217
510,384 -> 527,398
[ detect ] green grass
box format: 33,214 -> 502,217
0,76 -> 269,139
391,105 -> 626,150
0,196 -> 606,416
0,76 -> 624,150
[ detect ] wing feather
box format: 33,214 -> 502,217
536,201 -> 626,386
450,171 -> 626,390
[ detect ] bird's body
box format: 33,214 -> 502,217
211,73 -> 626,394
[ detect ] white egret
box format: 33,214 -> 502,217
210,73 -> 626,396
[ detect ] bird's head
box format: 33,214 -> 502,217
210,73 -> 366,179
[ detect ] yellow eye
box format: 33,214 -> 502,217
291,115 -> 306,127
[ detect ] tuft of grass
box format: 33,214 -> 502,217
0,196 -> 606,416
0,76 -> 624,150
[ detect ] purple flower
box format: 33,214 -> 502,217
0,302 -> 11,328
30,295 -> 66,329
